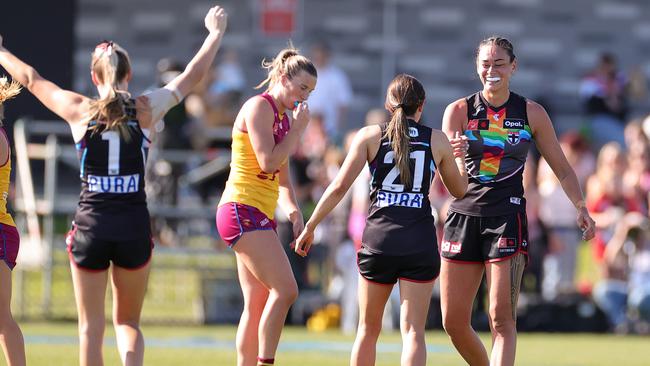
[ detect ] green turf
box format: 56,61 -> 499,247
17,322 -> 650,366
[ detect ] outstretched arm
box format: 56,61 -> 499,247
529,100 -> 595,240
165,6 -> 227,102
433,129 -> 468,198
294,127 -> 371,257
0,35 -> 89,124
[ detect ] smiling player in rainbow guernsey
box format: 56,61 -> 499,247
438,36 -> 596,366
465,98 -> 532,184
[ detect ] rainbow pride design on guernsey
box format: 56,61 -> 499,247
465,107 -> 532,182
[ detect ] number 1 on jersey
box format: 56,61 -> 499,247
102,131 -> 120,175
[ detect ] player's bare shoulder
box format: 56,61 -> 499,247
525,98 -> 551,134
237,95 -> 274,131
445,97 -> 468,116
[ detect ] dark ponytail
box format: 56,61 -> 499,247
383,74 -> 425,189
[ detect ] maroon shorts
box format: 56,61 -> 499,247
216,202 -> 277,247
0,224 -> 20,270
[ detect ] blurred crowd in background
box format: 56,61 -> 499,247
143,42 -> 650,335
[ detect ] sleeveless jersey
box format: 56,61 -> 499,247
450,91 -> 532,216
219,93 -> 291,219
0,128 -> 15,227
73,99 -> 151,238
362,120 -> 437,255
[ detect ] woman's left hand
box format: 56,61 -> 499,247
577,207 -> 596,241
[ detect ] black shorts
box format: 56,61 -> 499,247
441,211 -> 529,263
66,222 -> 153,271
357,245 -> 440,285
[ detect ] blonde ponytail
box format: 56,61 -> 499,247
87,41 -> 132,132
0,76 -> 22,104
0,76 -> 22,125
255,44 -> 317,91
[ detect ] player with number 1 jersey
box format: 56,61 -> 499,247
0,7 -> 227,365
70,101 -> 154,268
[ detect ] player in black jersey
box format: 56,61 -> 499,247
295,74 -> 468,366
0,6 -> 226,366
439,36 -> 596,366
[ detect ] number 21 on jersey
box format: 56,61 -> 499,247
381,150 -> 425,192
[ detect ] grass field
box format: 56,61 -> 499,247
19,322 -> 650,366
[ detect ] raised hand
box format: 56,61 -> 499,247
292,101 -> 310,131
205,5 -> 228,35
450,130 -> 468,158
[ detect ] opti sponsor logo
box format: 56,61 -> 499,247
510,197 -> 521,205
259,217 -> 270,227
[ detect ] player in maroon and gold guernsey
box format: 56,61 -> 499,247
0,6 -> 226,365
439,36 -> 596,366
216,46 -> 316,366
0,76 -> 25,366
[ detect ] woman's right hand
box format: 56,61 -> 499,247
449,130 -> 469,158
294,225 -> 315,257
292,101 -> 310,131
205,5 -> 228,35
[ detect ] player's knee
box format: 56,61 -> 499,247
271,281 -> 298,305
113,310 -> 142,328
441,312 -> 469,336
357,319 -> 382,338
79,320 -> 105,340
401,323 -> 425,343
489,306 -> 516,335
